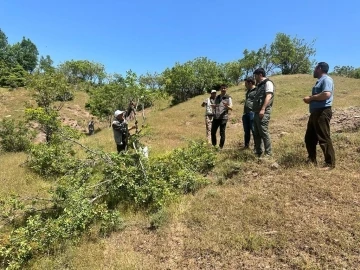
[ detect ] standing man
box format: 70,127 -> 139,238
88,117 -> 95,135
303,62 -> 335,169
201,90 -> 217,144
252,68 -> 275,157
112,110 -> 135,153
211,84 -> 233,149
242,77 -> 257,149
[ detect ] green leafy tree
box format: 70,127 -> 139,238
351,68 -> 360,79
270,33 -> 316,75
192,57 -> 223,91
0,29 -> 29,87
27,71 -> 72,142
87,82 -> 125,120
58,60 -> 106,85
11,37 -> 39,73
0,61 -> 27,88
222,60 -> 243,85
0,28 -> 8,62
332,65 -> 354,77
162,62 -> 197,104
163,57 -> 224,104
240,49 -> 259,78
139,71 -> 164,91
256,44 -> 276,75
87,70 -> 152,121
332,65 -> 360,79
39,55 -> 55,73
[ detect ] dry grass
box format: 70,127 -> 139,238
0,87 -> 33,119
0,152 -> 51,198
2,75 -> 360,269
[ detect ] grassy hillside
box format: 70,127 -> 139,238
1,74 -> 360,269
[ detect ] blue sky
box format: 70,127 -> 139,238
0,0 -> 359,75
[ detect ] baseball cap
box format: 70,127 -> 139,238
211,90 -> 217,93
114,110 -> 125,117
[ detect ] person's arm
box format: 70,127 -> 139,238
201,98 -> 208,107
112,121 -> 122,130
303,78 -> 333,104
259,81 -> 273,118
225,97 -> 233,110
310,91 -> 332,101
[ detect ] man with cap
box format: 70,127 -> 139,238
112,110 -> 135,153
201,90 -> 217,143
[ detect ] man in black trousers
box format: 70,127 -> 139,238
303,62 -> 335,170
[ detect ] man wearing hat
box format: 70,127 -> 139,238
112,110 -> 135,153
201,90 -> 217,143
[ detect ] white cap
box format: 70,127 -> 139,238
211,90 -> 217,93
114,110 -> 125,117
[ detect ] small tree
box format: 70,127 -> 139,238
271,33 -> 316,75
27,71 -> 72,142
39,55 -> 55,73
87,70 -> 152,122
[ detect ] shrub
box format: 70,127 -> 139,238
27,142 -> 78,177
0,140 -> 216,269
0,118 -> 34,152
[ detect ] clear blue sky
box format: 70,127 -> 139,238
1,0 -> 359,75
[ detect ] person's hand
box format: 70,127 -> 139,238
223,102 -> 228,108
210,104 -> 216,108
303,96 -> 311,104
259,109 -> 265,119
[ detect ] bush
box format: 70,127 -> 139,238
0,118 -> 34,152
102,141 -> 215,211
0,140 -> 216,269
27,142 -> 78,177
0,62 -> 27,88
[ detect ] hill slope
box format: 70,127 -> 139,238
1,74 -> 360,269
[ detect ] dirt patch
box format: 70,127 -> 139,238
296,106 -> 360,133
32,105 -> 98,143
332,106 -> 360,133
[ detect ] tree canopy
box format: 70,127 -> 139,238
270,33 -> 316,75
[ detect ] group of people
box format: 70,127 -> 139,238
109,62 -> 335,170
202,63 -> 336,170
